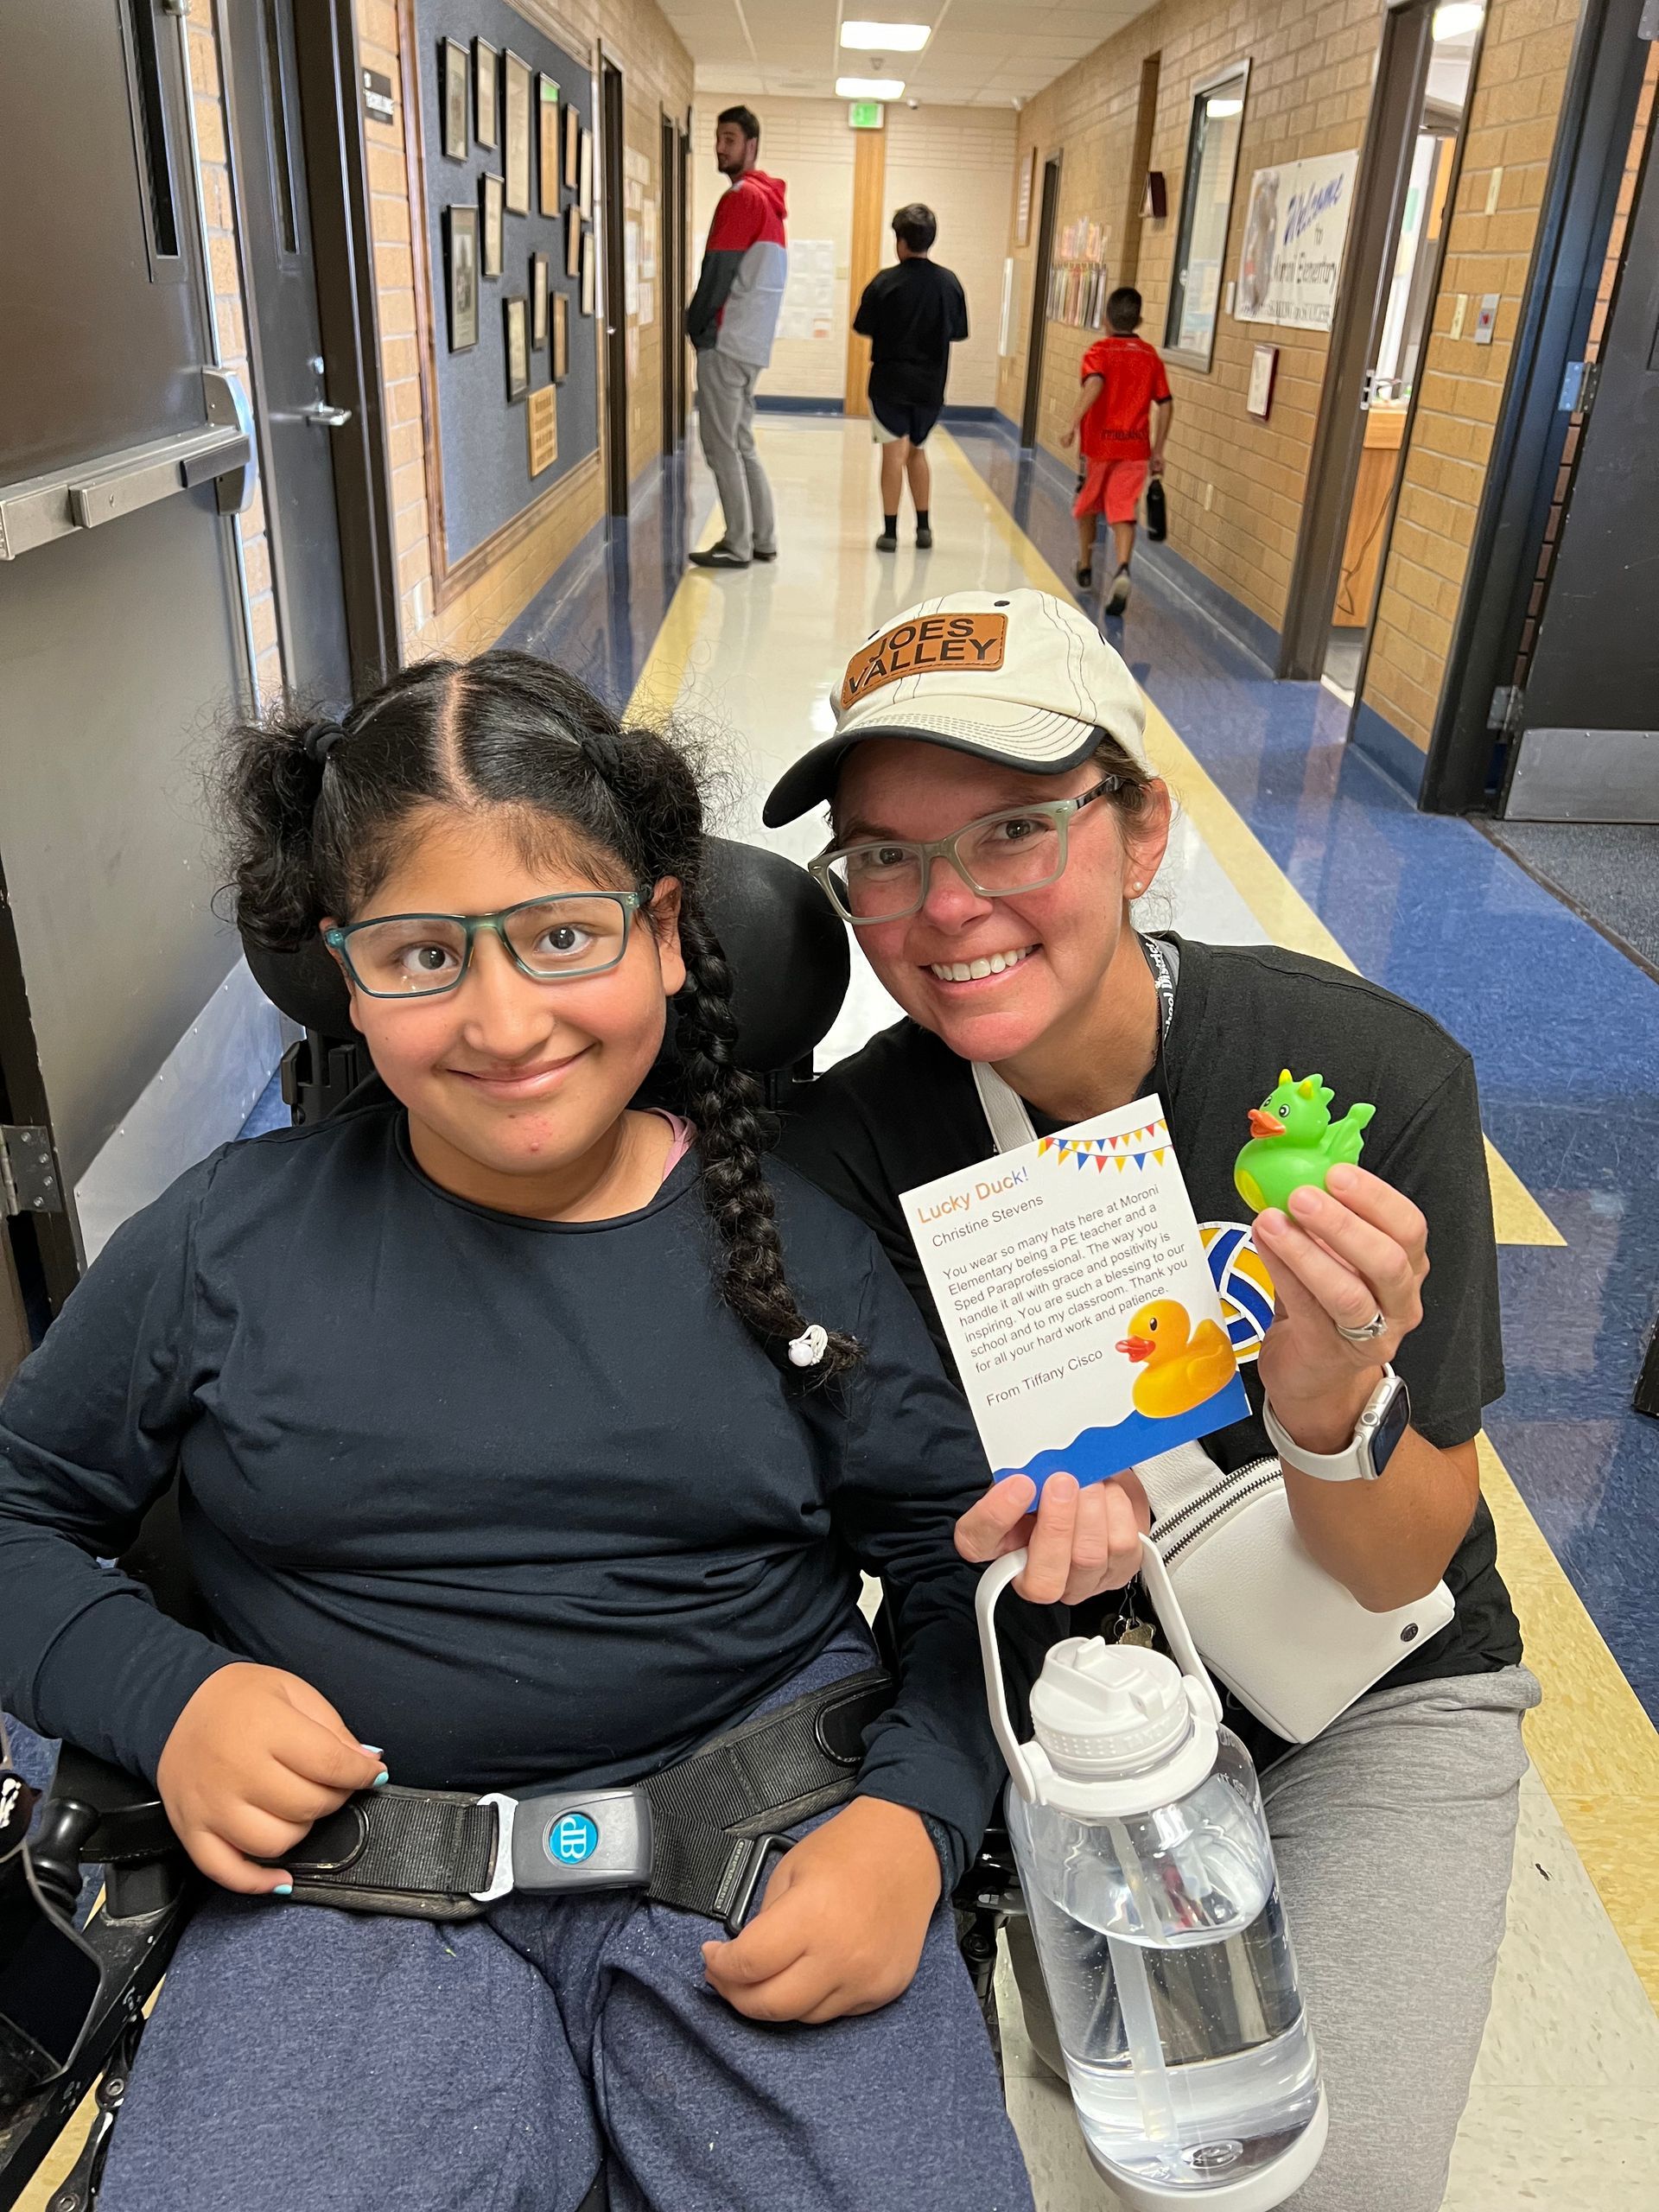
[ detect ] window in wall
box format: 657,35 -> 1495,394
1164,63 -> 1250,366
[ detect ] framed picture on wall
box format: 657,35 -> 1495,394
538,78 -> 561,215
578,127 -> 593,222
580,229 -> 594,318
564,100 -> 580,190
1015,147 -> 1036,245
480,172 -> 505,279
440,40 -> 468,162
565,204 -> 582,278
445,205 -> 479,351
474,40 -> 498,149
552,290 -> 569,381
503,52 -> 532,216
504,296 -> 530,401
531,252 -> 549,346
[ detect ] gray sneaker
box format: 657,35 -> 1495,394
1105,566 -> 1133,614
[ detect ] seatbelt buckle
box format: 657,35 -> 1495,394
471,1784 -> 654,1904
723,1832 -> 794,1936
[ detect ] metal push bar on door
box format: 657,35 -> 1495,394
0,367 -> 256,561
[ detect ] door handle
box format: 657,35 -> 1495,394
301,402 -> 353,429
0,368 -> 257,558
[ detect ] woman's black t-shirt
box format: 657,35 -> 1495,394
778,936 -> 1523,1760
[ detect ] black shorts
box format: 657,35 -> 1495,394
870,396 -> 941,446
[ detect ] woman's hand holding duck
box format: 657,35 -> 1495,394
1251,1161 -> 1427,1446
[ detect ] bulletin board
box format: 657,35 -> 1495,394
412,0 -> 599,572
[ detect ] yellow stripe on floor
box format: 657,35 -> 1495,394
1479,1437 -> 1659,2007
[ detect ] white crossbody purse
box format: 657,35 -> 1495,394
971,1058 -> 1453,1744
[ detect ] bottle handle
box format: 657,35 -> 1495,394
976,1535 -> 1224,1803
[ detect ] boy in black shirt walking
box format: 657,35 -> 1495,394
853,203 -> 969,552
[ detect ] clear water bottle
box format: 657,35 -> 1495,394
977,1537 -> 1327,2209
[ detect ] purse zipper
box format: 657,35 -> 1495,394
1157,1459 -> 1283,1566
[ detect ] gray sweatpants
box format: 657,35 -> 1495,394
696,349 -> 775,561
1008,1664 -> 1540,2212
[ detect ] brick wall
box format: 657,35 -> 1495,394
887,104 -> 1018,410
998,0 -> 1386,639
1363,0 -> 1586,750
359,0 -> 692,660
997,0 -> 1584,733
186,9 -> 282,702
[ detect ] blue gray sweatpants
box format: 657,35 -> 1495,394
98,1635 -> 1033,2212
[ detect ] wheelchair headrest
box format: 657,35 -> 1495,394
240,835 -> 851,1077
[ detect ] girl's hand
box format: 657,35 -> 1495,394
701,1796 -> 940,2024
156,1662 -> 387,1896
1253,1163 -> 1428,1452
954,1467 -> 1149,1605
1059,424 -> 1077,451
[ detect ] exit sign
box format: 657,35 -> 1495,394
849,99 -> 885,130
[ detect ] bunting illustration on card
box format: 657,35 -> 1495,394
904,1097 -> 1249,1496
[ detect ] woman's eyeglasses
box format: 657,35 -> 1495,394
809,776 -> 1122,925
325,889 -> 647,999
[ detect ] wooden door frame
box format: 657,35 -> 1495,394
287,0 -> 401,686
660,110 -> 678,455
598,48 -> 629,515
1020,154 -> 1063,448
1277,0 -> 1441,682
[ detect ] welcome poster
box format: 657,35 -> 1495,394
903,1096 -> 1249,1491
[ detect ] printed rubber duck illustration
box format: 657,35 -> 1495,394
1116,1300 -> 1237,1421
1233,1069 -> 1376,1215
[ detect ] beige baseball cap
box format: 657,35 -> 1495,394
762,587 -> 1148,826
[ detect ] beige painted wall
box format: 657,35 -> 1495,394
691,97 -> 1015,409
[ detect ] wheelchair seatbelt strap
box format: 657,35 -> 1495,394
277,1669 -> 893,1932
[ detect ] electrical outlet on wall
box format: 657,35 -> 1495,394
1204,481 -> 1215,512
1450,294 -> 1468,340
1484,167 -> 1503,214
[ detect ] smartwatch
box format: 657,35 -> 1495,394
1262,1366 -> 1412,1484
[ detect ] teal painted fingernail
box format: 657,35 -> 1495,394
372,1770 -> 390,1787
273,1882 -> 293,1896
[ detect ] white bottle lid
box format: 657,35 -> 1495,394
1027,1635 -> 1219,1817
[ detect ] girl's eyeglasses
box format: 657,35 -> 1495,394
325,889 -> 647,999
809,776 -> 1122,925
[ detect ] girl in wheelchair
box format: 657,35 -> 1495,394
0,654 -> 1038,2212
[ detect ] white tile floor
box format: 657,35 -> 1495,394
669,417 -> 1659,2209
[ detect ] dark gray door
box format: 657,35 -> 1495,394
222,0 -> 353,705
0,0 -> 253,1300
1506,126 -> 1659,819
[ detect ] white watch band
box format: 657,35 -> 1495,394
1262,1366 -> 1399,1483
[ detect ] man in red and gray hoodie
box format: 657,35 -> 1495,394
686,106 -> 786,570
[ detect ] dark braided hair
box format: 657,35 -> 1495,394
218,650 -> 859,1380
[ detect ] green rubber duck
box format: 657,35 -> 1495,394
1233,1069 -> 1376,1214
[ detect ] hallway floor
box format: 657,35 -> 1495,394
547,411 -> 1659,2208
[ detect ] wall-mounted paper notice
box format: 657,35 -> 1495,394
902,1095 -> 1249,1492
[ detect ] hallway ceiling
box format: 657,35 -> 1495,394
662,2 -> 1154,108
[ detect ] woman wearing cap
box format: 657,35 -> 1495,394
769,588 -> 1537,2212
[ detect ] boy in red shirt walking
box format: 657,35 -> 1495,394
1060,286 -> 1172,614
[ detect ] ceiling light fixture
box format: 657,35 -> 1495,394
841,20 -> 931,50
1432,2 -> 1484,35
836,76 -> 906,99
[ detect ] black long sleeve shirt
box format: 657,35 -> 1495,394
0,1108 -> 1014,1860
